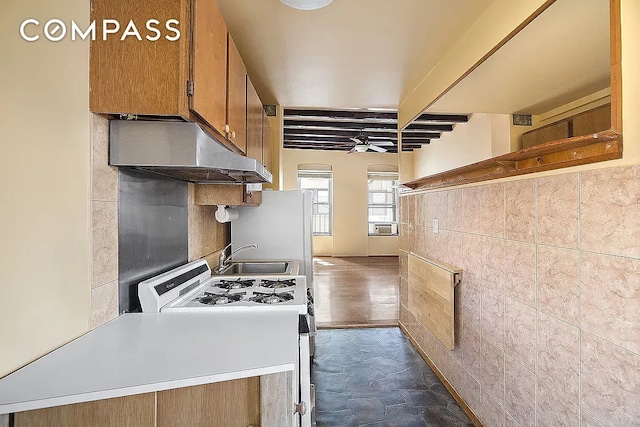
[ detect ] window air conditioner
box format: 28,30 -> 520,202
374,224 -> 393,235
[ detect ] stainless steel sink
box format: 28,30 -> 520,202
213,260 -> 299,275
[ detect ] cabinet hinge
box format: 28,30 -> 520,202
187,80 -> 194,97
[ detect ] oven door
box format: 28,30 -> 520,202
299,331 -> 313,427
298,313 -> 315,427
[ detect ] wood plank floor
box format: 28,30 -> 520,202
313,256 -> 399,329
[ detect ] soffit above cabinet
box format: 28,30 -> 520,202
427,0 -> 610,116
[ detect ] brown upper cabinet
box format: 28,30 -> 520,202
246,77 -> 264,163
262,110 -> 273,176
89,0 -> 191,118
521,103 -> 612,149
191,0 -> 228,138
90,0 -> 253,155
226,37 -> 248,154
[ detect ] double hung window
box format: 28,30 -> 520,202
297,171 -> 333,235
367,172 -> 399,235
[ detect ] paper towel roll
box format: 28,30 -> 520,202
215,205 -> 239,223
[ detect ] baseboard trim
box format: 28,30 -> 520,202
399,323 -> 483,427
317,321 -> 398,329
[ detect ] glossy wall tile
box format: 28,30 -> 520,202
580,165 -> 640,258
504,179 -> 536,243
537,173 -> 579,249
398,163 -> 640,426
90,115 -> 119,327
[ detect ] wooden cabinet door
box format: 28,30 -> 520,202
522,120 -> 569,149
14,393 -> 155,427
89,0 -> 190,117
246,77 -> 264,163
227,36 -> 248,153
157,378 -> 260,427
262,110 -> 273,173
191,0 -> 228,134
572,103 -> 611,136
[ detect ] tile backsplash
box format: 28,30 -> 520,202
90,115 -> 119,328
89,115 -> 229,327
399,163 -> 640,427
187,183 -> 229,263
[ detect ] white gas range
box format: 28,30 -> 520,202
137,259 -> 314,427
138,259 -> 307,314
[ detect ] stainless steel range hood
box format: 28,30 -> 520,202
109,121 -> 272,184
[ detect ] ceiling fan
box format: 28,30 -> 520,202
347,133 -> 388,154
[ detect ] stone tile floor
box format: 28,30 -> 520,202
312,327 -> 474,426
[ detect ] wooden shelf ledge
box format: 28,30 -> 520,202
403,130 -> 622,191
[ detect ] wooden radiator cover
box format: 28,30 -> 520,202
408,254 -> 462,350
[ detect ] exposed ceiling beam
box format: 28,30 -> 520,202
283,135 -> 397,144
283,144 -> 400,152
284,119 -> 452,132
283,128 -> 394,138
284,119 -> 397,130
395,137 -> 432,143
284,109 -> 397,121
284,109 -> 469,124
280,109 -> 464,153
281,144 -> 419,151
405,123 -> 453,131
284,145 -> 348,150
283,128 -> 440,140
415,113 -> 469,123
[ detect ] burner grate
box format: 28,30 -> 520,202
197,291 -> 245,305
260,279 -> 297,289
250,290 -> 294,304
216,279 -> 257,289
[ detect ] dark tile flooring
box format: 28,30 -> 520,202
312,328 -> 473,427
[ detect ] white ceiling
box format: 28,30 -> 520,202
216,0 -> 494,108
428,0 -> 610,116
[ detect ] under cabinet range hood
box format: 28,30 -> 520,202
109,121 -> 272,184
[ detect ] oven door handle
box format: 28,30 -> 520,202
294,401 -> 307,416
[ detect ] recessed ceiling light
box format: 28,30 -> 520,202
280,0 -> 333,11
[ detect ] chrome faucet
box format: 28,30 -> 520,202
217,243 -> 258,272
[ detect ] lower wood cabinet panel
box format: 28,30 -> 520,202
157,378 -> 260,427
260,371 -> 293,427
12,375 -> 286,427
14,393 -> 155,427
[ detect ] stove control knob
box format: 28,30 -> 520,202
294,401 -> 307,416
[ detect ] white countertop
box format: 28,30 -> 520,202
0,309 -> 299,414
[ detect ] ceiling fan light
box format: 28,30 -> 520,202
354,145 -> 369,153
280,0 -> 333,11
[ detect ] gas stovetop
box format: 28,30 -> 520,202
137,259 -> 308,314
160,275 -> 307,313
193,287 -> 295,307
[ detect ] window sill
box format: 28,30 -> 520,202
402,130 -> 622,191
